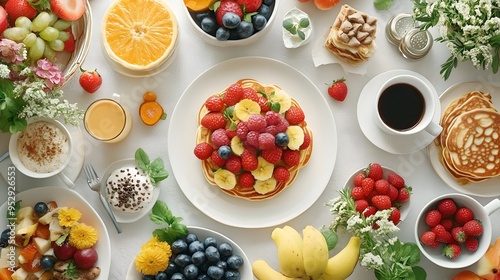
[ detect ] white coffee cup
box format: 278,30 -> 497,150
374,74 -> 442,136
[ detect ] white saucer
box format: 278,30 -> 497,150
357,69 -> 441,154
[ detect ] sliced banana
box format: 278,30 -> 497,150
251,156 -> 275,181
270,89 -> 292,114
234,99 -> 261,121
214,169 -> 237,190
230,136 -> 245,156
254,178 -> 277,194
286,125 -> 305,150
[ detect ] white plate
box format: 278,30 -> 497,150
427,81 -> 500,197
168,56 -> 337,228
125,226 -> 252,280
100,158 -> 161,223
357,69 -> 441,154
0,186 -> 110,279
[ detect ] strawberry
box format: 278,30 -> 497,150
327,78 -> 348,101
388,185 -> 399,202
350,186 -> 365,200
353,173 -> 365,188
299,132 -> 311,150
363,206 -> 377,218
366,163 -> 383,181
420,231 -> 436,246
374,179 -> 390,195
205,95 -> 225,112
354,199 -> 369,213
242,87 -> 259,102
225,155 -> 242,174
194,142 -> 214,160
451,226 -> 468,243
440,218 -> 454,231
464,236 -> 479,252
239,172 -> 255,188
273,166 -> 290,182
50,0 -> 86,21
282,149 -> 300,167
284,106 -> 305,125
361,177 -> 374,197
437,198 -> 457,217
371,195 -> 391,210
225,128 -> 237,139
425,209 -> 442,227
240,149 -> 258,171
4,0 -> 36,22
261,146 -> 282,164
396,187 -> 411,203
79,68 -> 102,93
443,244 -> 461,259
201,112 -> 227,131
463,220 -> 483,237
236,0 -> 262,13
257,96 -> 270,112
432,224 -> 454,243
215,0 -> 243,28
387,173 -> 405,188
211,150 -> 226,167
223,83 -> 244,106
455,207 -> 474,225
389,208 -> 401,225
63,28 -> 75,52
0,6 -> 8,34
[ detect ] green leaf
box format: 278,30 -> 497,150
149,200 -> 188,244
63,261 -> 79,279
373,0 -> 394,10
135,148 -> 150,171
299,18 -> 310,28
412,266 -> 427,280
322,229 -> 338,251
492,47 -> 499,74
270,102 -> 281,113
283,19 -> 294,30
55,233 -> 68,246
150,200 -> 173,224
298,30 -> 306,40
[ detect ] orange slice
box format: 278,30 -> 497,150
102,0 -> 178,72
184,0 -> 213,12
139,92 -> 166,126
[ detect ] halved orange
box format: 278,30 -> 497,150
102,0 -> 178,72
184,0 -> 214,12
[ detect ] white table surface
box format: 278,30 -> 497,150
2,0 -> 500,279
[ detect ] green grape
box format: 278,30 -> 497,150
2,27 -> 30,42
57,31 -> 70,42
39,27 -> 60,41
48,39 -> 64,52
52,19 -> 72,31
31,12 -> 51,32
29,37 -> 45,60
23,33 -> 37,47
14,16 -> 32,30
48,12 -> 59,26
43,45 -> 56,60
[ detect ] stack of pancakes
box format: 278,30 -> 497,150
437,91 -> 500,184
324,4 -> 377,65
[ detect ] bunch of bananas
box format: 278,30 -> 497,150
252,225 -> 360,280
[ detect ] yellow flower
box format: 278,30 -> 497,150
140,237 -> 172,259
68,223 -> 99,249
135,246 -> 169,275
57,207 -> 82,227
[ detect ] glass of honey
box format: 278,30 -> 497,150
84,96 -> 132,143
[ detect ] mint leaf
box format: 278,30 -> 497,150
322,229 -> 338,251
373,0 -> 393,10
134,148 -> 168,185
135,148 -> 150,171
412,266 -> 427,280
150,200 -> 188,244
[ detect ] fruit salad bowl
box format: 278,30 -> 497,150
183,0 -> 279,47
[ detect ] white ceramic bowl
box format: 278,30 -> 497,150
9,117 -> 73,179
125,226 -> 252,279
415,193 -> 500,268
343,165 -> 410,223
184,0 -> 279,47
100,158 -> 160,223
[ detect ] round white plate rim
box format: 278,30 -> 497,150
100,158 -> 161,223
125,226 -> 252,280
357,69 -> 441,154
0,186 -> 110,279
427,81 -> 500,197
167,56 -> 337,228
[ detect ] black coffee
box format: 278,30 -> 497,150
377,83 -> 425,131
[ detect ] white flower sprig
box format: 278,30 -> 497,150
413,0 -> 500,80
326,189 -> 426,280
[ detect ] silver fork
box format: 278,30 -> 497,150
84,164 -> 122,234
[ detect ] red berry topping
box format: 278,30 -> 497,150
282,149 -> 301,167
247,114 -> 267,131
211,150 -> 226,167
225,155 -> 242,174
258,96 -> 270,112
258,132 -> 275,150
240,149 -> 258,171
242,87 -> 259,102
285,106 -> 305,125
211,128 -> 230,148
205,95 -> 225,112
438,198 -> 458,217
273,166 -> 290,182
239,172 -> 255,188
201,112 -> 227,131
223,83 -> 244,106
194,142 -> 214,160
261,146 -> 282,165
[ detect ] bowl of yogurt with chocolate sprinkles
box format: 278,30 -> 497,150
9,117 -> 73,178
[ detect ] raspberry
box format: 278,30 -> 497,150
374,179 -> 390,195
437,198 -> 457,217
201,112 -> 227,131
273,166 -> 290,182
223,83 -> 244,106
463,220 -> 483,237
258,132 -> 275,150
354,199 -> 369,213
353,173 -> 365,188
242,87 -> 259,102
367,163 -> 383,181
204,95 -> 224,112
371,195 -> 391,210
420,231 -> 437,246
388,185 -> 399,202
465,236 -> 479,252
425,209 -> 442,227
361,177 -> 374,197
264,125 -> 280,136
211,150 -> 226,167
239,172 -> 255,188
299,132 -> 311,150
194,142 -> 214,160
276,118 -> 289,133
245,131 -> 259,148
264,111 -> 281,125
211,128 -> 230,148
225,155 -> 241,174
282,149 -> 300,166
247,114 -> 267,131
236,121 -> 249,141
285,106 -> 305,125
455,207 -> 474,225
363,206 -> 377,217
241,149 -> 258,171
387,173 -> 405,188
261,146 -> 282,164
350,187 -> 365,200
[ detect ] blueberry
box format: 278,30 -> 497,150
172,239 -> 188,254
188,240 -> 204,254
165,262 -> 179,275
216,260 -> 227,269
186,233 -> 198,244
34,202 -> 48,216
218,243 -> 233,257
1,229 -> 10,247
222,12 -> 241,29
217,146 -> 231,159
258,4 -> 271,20
224,270 -> 241,280
263,0 -> 274,5
175,254 -> 192,268
191,251 -> 206,266
40,256 -> 56,270
203,236 -> 217,248
197,275 -> 210,280
154,272 -> 168,280
227,255 -> 243,269
207,266 -> 224,280
142,275 -> 155,280
195,11 -> 212,22
236,21 -> 254,39
201,17 -> 217,35
252,14 -> 267,31
183,264 -> 199,279
215,27 -> 230,41
275,132 -> 289,146
171,273 -> 186,280
205,246 -> 220,263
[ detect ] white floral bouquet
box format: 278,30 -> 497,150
413,0 -> 500,80
0,38 -> 82,133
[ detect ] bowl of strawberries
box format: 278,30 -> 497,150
415,193 -> 500,268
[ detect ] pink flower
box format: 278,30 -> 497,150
35,59 -> 64,88
0,39 -> 24,64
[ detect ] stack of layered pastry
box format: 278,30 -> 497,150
437,91 -> 500,184
324,4 -> 377,65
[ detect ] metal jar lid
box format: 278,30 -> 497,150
386,13 -> 414,45
399,28 -> 433,60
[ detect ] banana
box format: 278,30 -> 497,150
234,99 -> 261,121
272,226 -> 307,278
286,125 -> 305,150
230,135 -> 244,156
321,236 -> 361,280
213,169 -> 236,190
252,259 -> 297,280
251,156 -> 274,180
254,178 -> 277,194
270,89 -> 292,114
302,226 -> 329,279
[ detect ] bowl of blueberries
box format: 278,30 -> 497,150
183,0 -> 279,47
